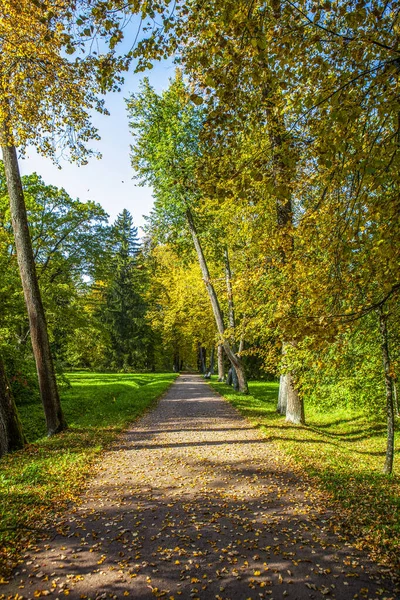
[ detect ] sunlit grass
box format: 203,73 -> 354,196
210,378 -> 400,570
0,372 -> 177,577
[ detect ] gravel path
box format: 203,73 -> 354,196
2,375 -> 398,600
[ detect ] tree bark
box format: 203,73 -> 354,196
208,346 -> 215,375
277,374 -> 288,415
186,208 -> 248,393
393,381 -> 399,417
285,372 -> 305,425
231,366 -> 239,392
378,307 -> 395,475
224,247 -> 236,331
224,247 -> 241,392
0,357 -> 26,456
200,346 -> 206,374
217,344 -> 225,381
173,350 -> 180,372
1,142 -> 66,435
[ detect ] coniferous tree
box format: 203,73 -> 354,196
102,210 -> 151,370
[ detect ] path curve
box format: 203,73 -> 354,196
2,375 -> 397,600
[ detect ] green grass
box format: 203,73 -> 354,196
0,372 -> 177,578
209,378 -> 400,572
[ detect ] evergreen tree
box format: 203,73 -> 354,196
102,210 -> 151,370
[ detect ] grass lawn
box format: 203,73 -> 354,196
209,378 -> 400,573
0,372 -> 177,578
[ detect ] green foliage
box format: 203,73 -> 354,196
0,162 -> 110,389
131,0 -> 400,459
145,243 -> 217,371
0,167 -> 158,379
100,209 -> 153,370
127,73 -> 205,245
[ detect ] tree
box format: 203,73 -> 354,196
144,243 -> 217,371
0,0 -> 134,433
127,75 -> 249,392
1,147 -> 67,434
0,162 -> 109,430
100,210 -> 152,370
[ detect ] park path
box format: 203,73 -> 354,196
2,375 -> 397,600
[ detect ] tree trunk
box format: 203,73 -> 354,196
393,381 -> 399,417
186,208 -> 248,393
217,345 -> 225,382
0,357 -> 26,456
277,374 -> 288,415
197,343 -> 206,374
378,307 -> 395,475
208,346 -> 215,375
263,87 -> 305,425
173,350 -> 180,372
224,247 -> 241,392
231,367 -> 239,391
224,247 -> 236,331
200,347 -> 206,374
285,372 -> 305,425
1,142 -> 66,435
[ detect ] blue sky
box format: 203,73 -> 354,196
19,59 -> 175,233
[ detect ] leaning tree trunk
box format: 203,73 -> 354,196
0,357 -> 26,457
1,141 -> 66,436
186,208 -> 248,393
378,307 -> 395,475
224,247 -> 241,392
217,345 -> 225,382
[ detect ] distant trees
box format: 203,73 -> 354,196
99,209 -> 154,370
145,244 -> 217,372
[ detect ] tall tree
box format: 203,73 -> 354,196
127,76 -> 249,392
0,0 -> 134,433
1,146 -> 66,434
101,210 -> 152,370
